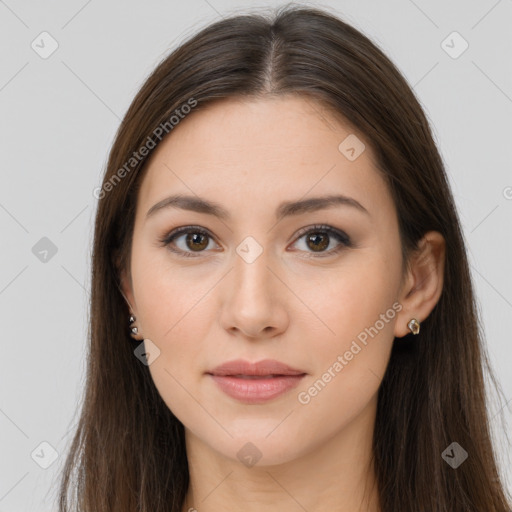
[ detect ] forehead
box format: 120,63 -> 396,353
136,95 -> 391,220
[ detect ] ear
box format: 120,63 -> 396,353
116,253 -> 137,316
394,230 -> 446,338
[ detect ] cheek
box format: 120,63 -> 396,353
136,269 -> 215,422
130,251 -> 218,404
291,271 -> 397,437
297,252 -> 400,388
132,243 -> 212,338
303,250 -> 399,335
137,278 -> 212,367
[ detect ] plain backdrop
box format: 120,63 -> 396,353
0,0 -> 511,510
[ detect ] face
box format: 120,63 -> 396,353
121,95 -> 407,466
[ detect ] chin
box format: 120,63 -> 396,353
203,427 -> 308,468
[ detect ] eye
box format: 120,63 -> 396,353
158,225 -> 219,258
289,224 -> 352,257
158,223 -> 352,259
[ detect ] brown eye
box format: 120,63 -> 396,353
305,232 -> 329,252
160,226 -> 218,258
185,232 -> 209,251
291,224 -> 352,257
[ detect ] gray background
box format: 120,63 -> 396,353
1,0 -> 511,510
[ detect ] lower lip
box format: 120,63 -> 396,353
208,374 -> 306,404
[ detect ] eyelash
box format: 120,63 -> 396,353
158,224 -> 353,259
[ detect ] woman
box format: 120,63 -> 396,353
57,4 -> 511,511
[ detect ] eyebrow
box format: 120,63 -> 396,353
145,193 -> 370,222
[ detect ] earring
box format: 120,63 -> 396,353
407,318 -> 420,335
129,314 -> 141,339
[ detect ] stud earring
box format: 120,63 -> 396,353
129,314 -> 141,339
407,318 -> 420,335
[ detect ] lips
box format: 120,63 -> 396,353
206,359 -> 307,404
207,359 -> 306,377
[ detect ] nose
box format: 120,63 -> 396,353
219,247 -> 289,340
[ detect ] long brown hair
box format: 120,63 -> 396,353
56,4 -> 511,511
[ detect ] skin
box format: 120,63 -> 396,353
120,95 -> 445,512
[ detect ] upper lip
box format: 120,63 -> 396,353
207,359 -> 306,377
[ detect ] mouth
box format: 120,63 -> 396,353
207,358 -> 306,377
206,359 -> 307,404
223,374 -> 297,379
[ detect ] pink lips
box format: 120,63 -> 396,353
206,359 -> 307,404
